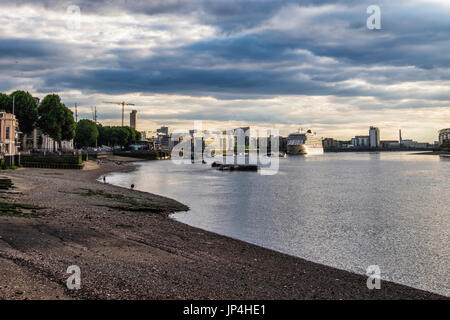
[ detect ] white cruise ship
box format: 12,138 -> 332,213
287,129 -> 324,155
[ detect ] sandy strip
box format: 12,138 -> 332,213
0,157 -> 446,300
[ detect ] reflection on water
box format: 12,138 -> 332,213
105,152 -> 450,296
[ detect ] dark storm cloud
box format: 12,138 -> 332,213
0,38 -> 56,58
39,66 -> 326,96
0,0 -> 449,105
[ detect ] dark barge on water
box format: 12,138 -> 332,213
211,162 -> 258,172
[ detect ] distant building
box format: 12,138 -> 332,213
369,126 -> 380,148
350,127 -> 380,148
159,135 -> 171,150
322,138 -> 352,149
399,139 -> 433,149
234,126 -> 250,150
322,138 -> 339,149
140,130 -> 157,140
439,128 -> 450,145
351,136 -> 369,148
415,142 -> 430,149
401,139 -> 415,148
130,110 -> 137,130
157,126 -> 169,136
234,126 -> 250,134
380,140 -> 400,149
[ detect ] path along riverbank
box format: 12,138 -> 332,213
0,156 -> 445,299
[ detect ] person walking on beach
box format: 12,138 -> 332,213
131,184 -> 135,190
103,176 -> 106,184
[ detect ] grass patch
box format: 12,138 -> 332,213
0,177 -> 14,190
73,188 -> 189,213
0,202 -> 43,218
115,224 -> 134,229
0,178 -> 43,217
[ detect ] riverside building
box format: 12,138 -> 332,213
369,126 -> 380,148
351,136 -> 369,148
0,111 -> 20,165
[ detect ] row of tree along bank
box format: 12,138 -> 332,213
74,119 -> 141,149
0,91 -> 75,149
0,90 -> 141,151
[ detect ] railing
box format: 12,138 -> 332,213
20,154 -> 83,169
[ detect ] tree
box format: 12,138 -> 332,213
10,90 -> 38,134
96,125 -> 139,147
121,126 -> 142,146
97,125 -> 114,146
122,126 -> 137,146
135,130 -> 142,141
75,119 -> 99,148
96,124 -> 107,146
113,127 -> 130,147
61,105 -> 76,142
0,93 -> 12,113
38,94 -> 75,149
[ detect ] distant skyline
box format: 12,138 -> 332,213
0,0 -> 449,142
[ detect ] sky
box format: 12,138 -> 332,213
0,0 -> 449,142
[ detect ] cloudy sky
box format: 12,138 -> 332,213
0,0 -> 449,141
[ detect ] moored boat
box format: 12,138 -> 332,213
287,129 -> 323,155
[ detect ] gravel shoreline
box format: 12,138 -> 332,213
0,157 -> 445,300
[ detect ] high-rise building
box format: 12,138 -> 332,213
130,110 -> 137,130
369,126 -> 380,148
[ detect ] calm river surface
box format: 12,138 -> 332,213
105,152 -> 449,296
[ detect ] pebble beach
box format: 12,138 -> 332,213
0,157 -> 445,300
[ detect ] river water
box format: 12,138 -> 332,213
105,152 -> 449,296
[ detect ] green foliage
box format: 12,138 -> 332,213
0,93 -> 12,112
75,119 -> 99,148
0,201 -> 43,218
0,178 -> 13,189
97,125 -> 140,147
10,90 -> 38,134
73,188 -> 189,213
61,105 -> 76,142
2,91 -> 74,148
38,94 -> 75,145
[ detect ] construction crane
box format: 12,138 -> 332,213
102,101 -> 135,126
